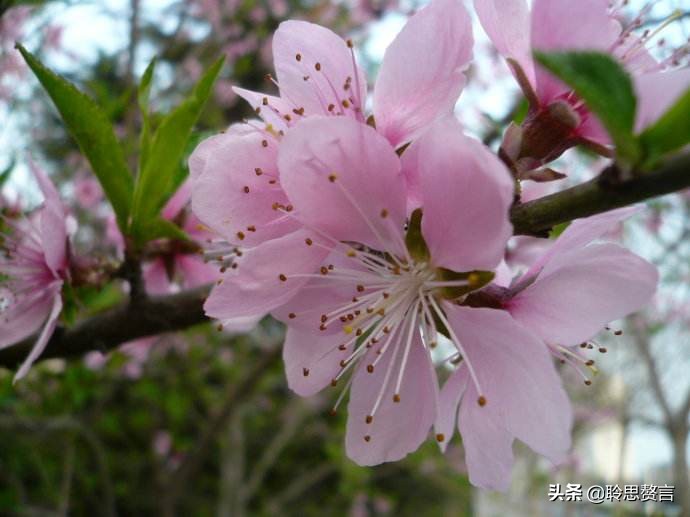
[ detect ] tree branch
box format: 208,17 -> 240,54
0,286 -> 209,369
511,151 -> 690,236
1,152 -> 690,369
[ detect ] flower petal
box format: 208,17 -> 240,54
522,206 -> 639,281
445,305 -> 572,489
0,289 -> 55,348
474,0 -> 534,87
531,0 -> 618,103
30,160 -> 67,276
191,130 -> 298,246
14,291 -> 63,381
414,117 -> 514,272
374,0 -> 473,147
232,86 -> 293,132
273,20 -> 367,119
635,69 -> 690,132
434,364 -> 468,453
345,333 -> 438,466
508,243 -> 658,345
204,229 -> 329,321
278,116 -> 406,253
283,326 -> 346,396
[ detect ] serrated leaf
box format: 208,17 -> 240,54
131,57 -> 224,246
16,44 -> 134,231
639,87 -> 690,168
535,51 -> 639,163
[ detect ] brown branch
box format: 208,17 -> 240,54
0,286 -> 209,369
511,151 -> 690,236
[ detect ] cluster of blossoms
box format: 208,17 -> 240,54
190,0 -> 662,489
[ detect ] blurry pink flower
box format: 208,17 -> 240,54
0,163 -> 69,380
202,115 -> 517,467
143,180 -> 218,295
476,0 -> 690,174
74,175 -> 103,208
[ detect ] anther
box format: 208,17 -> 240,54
435,433 -> 445,443
320,314 -> 328,323
364,435 -> 371,442
365,415 -> 373,424
261,140 -> 268,147
288,313 -> 296,319
320,266 -> 329,275
342,99 -> 350,108
302,368 -> 309,376
262,97 -> 268,105
366,364 -> 374,373
346,39 -> 354,48
393,394 -> 401,403
295,53 -> 302,61
599,347 -> 607,353
236,231 -> 245,240
247,225 -> 256,232
243,186 -> 250,193
217,324 -> 224,332
477,396 -> 487,407
584,380 -> 592,386
585,360 -> 595,366
328,103 -> 335,112
305,238 -> 313,246
331,379 -> 338,387
279,274 -> 288,282
255,167 -> 263,176
380,208 -> 388,218
315,62 -> 321,71
338,344 -> 347,351
614,330 -> 623,336
356,285 -> 365,292
328,173 -> 337,182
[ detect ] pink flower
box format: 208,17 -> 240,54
475,0 -> 690,175
505,207 -> 659,348
0,163 -> 69,380
143,180 -> 218,295
435,208 -> 657,490
201,115 -> 518,467
232,0 -> 473,149
74,175 -> 103,208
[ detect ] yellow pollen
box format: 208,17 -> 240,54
477,395 -> 487,407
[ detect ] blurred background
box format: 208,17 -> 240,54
1,0 -> 690,515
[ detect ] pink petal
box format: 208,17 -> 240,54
0,290 -> 55,348
278,116 -> 406,253
143,259 -> 172,295
14,291 -> 63,381
474,0 -> 534,87
177,255 -> 218,290
635,69 -> 690,132
434,365 -> 468,453
283,326 -> 344,396
191,130 -> 298,246
162,179 -> 192,221
204,229 -> 330,321
345,333 -> 438,466
508,243 -> 658,345
531,0 -> 618,103
29,160 -> 67,276
445,305 -> 572,489
272,20 -> 367,119
373,0 -> 473,147
414,117 -> 514,272
523,206 -> 639,280
233,87 -> 293,132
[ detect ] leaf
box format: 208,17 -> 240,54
16,44 -> 134,231
0,157 -> 15,187
130,56 -> 224,245
139,218 -> 190,243
534,51 -> 639,163
138,58 -> 156,173
639,87 -> 690,167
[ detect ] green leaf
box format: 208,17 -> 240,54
131,57 -> 224,245
139,218 -> 190,243
0,158 -> 15,188
16,44 -> 134,231
534,51 -> 639,163
639,87 -> 690,168
137,58 -> 156,173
